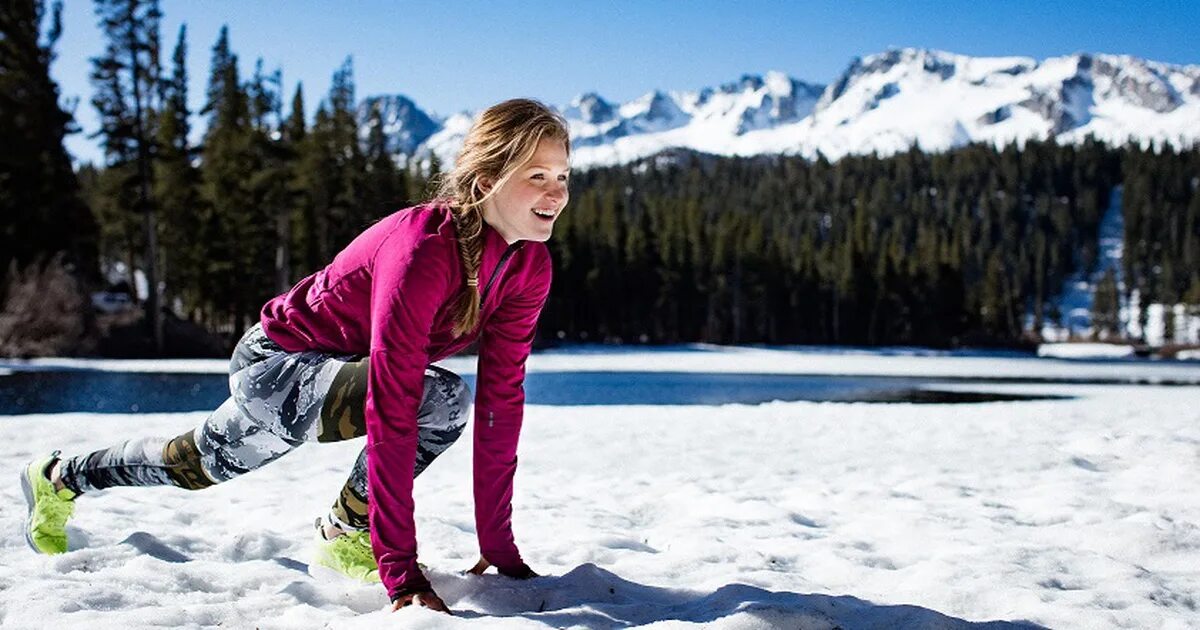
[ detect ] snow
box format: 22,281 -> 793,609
1177,349 -> 1200,361
2,349 -> 1200,628
422,49 -> 1200,170
1036,343 -> 1135,359
1038,186 -> 1125,340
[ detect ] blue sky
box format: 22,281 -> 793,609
50,0 -> 1200,164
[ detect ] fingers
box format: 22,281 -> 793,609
465,556 -> 491,575
420,593 -> 451,613
499,563 -> 539,580
465,557 -> 540,579
391,591 -> 452,614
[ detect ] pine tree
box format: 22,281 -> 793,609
1091,268 -> 1120,340
0,0 -> 97,287
92,0 -> 165,351
0,0 -> 97,359
363,100 -> 406,217
153,23 -> 202,318
246,59 -> 291,296
324,57 -> 367,251
277,83 -> 307,286
199,25 -> 255,333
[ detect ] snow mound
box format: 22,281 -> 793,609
1037,343 -> 1136,359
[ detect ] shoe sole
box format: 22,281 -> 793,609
307,559 -> 380,583
19,463 -> 38,552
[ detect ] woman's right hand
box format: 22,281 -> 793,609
391,589 -> 451,614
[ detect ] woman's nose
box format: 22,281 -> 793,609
545,181 -> 567,202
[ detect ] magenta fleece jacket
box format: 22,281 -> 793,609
259,202 -> 550,598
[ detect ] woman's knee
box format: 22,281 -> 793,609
428,366 -> 472,407
230,350 -> 344,443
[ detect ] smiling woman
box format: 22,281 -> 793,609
20,98 -> 571,616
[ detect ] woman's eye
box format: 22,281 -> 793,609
558,175 -> 569,182
530,174 -> 545,180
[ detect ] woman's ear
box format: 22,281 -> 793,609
476,177 -> 494,194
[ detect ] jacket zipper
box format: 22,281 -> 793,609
478,242 -> 522,426
480,242 -> 522,307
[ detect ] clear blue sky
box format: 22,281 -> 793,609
50,0 -> 1200,164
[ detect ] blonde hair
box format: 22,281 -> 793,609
431,98 -> 570,336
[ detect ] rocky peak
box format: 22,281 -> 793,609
565,92 -> 616,124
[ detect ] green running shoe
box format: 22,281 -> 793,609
312,519 -> 380,583
20,452 -> 77,554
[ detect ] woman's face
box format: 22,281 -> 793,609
481,137 -> 570,244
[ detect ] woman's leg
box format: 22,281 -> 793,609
56,323 -> 350,496
324,364 -> 472,532
23,324 -> 346,554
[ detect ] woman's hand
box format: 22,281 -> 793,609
465,556 -> 491,575
465,556 -> 539,579
391,589 -> 451,614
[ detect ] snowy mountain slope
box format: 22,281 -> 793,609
357,94 -> 440,157
373,48 -> 1199,170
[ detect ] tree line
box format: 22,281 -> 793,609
2,0 -> 1197,356
546,142 -> 1198,346
73,1 -> 422,344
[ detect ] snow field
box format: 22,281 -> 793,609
1,372 -> 1198,628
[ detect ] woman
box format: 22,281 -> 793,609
20,98 -> 571,614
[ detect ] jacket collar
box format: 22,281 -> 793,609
477,221 -> 523,297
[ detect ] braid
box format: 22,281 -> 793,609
451,206 -> 485,336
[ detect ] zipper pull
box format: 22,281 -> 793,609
488,411 -> 494,428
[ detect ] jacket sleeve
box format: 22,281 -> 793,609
365,230 -> 455,599
472,245 -> 552,573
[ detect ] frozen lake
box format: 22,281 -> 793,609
1,346 -> 1198,629
0,370 -> 1073,415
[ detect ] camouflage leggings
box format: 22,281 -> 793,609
58,323 -> 471,531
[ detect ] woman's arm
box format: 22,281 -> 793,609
471,245 -> 552,576
365,229 -> 457,600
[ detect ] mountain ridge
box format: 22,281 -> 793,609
358,47 -> 1200,169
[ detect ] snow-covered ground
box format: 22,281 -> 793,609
2,349 -> 1199,629
1036,343 -> 1136,360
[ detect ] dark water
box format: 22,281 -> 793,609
0,369 -> 1066,415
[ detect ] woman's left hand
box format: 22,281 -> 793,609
464,556 -> 539,579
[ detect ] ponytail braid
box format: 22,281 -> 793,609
450,205 -> 485,336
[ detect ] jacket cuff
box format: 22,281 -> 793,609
483,547 -> 525,575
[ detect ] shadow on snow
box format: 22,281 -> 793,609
439,563 -> 1045,629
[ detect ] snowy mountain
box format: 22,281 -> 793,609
357,94 -> 440,158
368,48 -> 1200,169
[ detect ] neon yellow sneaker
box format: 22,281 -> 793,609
20,452 -> 77,554
312,519 -> 380,583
